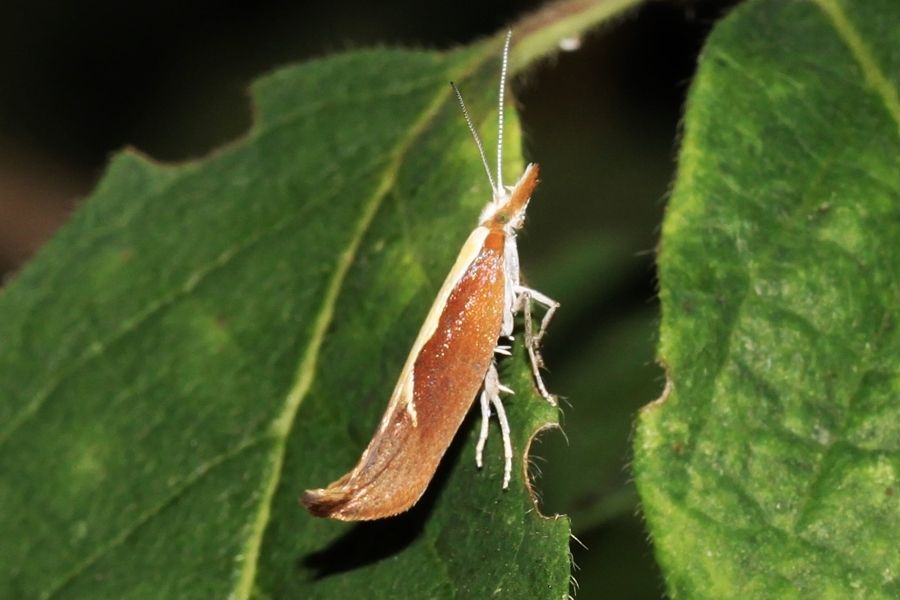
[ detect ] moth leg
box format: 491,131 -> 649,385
476,360 -> 514,488
514,285 -> 559,406
475,365 -> 494,469
490,380 -> 514,489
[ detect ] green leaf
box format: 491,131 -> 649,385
635,0 -> 900,597
0,35 -> 576,598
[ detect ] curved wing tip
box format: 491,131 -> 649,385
300,488 -> 346,518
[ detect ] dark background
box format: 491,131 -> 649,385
0,0 -> 739,597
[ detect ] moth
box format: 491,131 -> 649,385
301,31 -> 558,521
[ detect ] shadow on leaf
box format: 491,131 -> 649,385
298,411 -> 473,580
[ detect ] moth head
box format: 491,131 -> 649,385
480,162 -> 539,233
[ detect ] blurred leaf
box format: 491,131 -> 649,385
528,233 -> 642,333
537,301 -> 662,528
0,36 -> 577,598
570,513 -> 664,600
635,0 -> 900,597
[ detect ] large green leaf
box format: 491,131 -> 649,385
635,0 -> 900,597
0,32 -> 583,598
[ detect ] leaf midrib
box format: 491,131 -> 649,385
815,0 -> 900,140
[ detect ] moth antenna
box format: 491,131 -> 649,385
451,81 -> 496,193
497,29 -> 512,192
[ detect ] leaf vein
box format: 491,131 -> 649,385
42,435 -> 269,600
0,155 -> 385,450
815,0 -> 900,141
